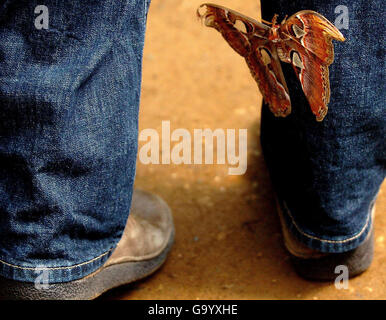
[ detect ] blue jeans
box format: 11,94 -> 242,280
0,0 -> 384,285
0,0 -> 150,283
261,0 -> 385,252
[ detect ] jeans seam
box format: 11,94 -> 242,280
283,200 -> 373,244
144,0 -> 148,18
0,248 -> 113,271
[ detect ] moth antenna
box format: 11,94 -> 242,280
281,15 -> 288,24
271,14 -> 279,26
261,18 -> 273,25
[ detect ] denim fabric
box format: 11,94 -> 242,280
0,0 -> 150,283
261,0 -> 385,252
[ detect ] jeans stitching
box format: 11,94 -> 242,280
0,248 -> 113,271
283,199 -> 373,244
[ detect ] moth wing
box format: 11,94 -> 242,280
283,10 -> 345,64
285,43 -> 330,121
197,3 -> 270,57
281,10 -> 345,121
247,40 -> 291,117
198,3 -> 291,117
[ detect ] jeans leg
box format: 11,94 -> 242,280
260,0 -> 385,252
0,0 -> 150,283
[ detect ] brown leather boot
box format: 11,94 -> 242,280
276,200 -> 374,281
0,189 -> 175,300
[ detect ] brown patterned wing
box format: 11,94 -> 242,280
198,3 -> 291,117
246,40 -> 291,117
280,10 -> 345,121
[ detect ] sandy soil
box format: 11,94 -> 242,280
102,0 -> 385,300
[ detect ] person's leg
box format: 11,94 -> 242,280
260,0 -> 385,279
0,0 -> 173,296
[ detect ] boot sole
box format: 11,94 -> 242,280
276,199 -> 374,281
0,229 -> 174,300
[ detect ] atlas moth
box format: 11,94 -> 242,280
197,3 -> 345,121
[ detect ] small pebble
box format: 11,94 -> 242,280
234,108 -> 246,115
222,284 -> 234,290
217,232 -> 226,241
376,236 -> 384,248
376,236 -> 384,243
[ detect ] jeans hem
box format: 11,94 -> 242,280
277,196 -> 375,253
0,248 -> 114,284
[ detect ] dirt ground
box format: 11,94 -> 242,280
102,0 -> 385,300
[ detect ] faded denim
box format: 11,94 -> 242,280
0,0 -> 151,283
261,0 -> 385,252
